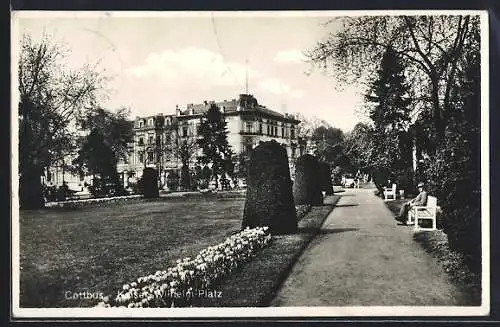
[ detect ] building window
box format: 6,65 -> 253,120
139,152 -> 144,163
291,127 -> 295,139
138,137 -> 144,146
267,125 -> 270,135
281,127 -> 285,137
148,118 -> 154,126
183,127 -> 188,137
291,147 -> 296,158
156,135 -> 161,145
246,122 -> 252,133
149,136 -> 154,145
274,126 -> 278,136
259,123 -> 262,134
148,152 -> 154,162
139,121 -> 144,128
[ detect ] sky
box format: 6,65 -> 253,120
13,12 -> 370,132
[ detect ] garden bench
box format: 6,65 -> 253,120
384,184 -> 397,201
407,195 -> 438,231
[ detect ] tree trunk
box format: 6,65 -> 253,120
430,73 -> 445,145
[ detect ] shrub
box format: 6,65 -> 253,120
142,168 -> 159,199
242,140 -> 297,235
293,154 -> 323,206
20,170 -> 45,209
319,162 -> 334,195
296,204 -> 312,220
371,168 -> 390,196
331,166 -> 342,185
166,171 -> 180,191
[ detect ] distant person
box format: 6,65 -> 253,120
395,181 -> 428,225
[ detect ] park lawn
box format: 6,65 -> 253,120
19,197 -> 245,308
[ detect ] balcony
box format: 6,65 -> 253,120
239,130 -> 263,136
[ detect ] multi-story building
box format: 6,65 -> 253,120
117,94 -> 305,188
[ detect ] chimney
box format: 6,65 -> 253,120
189,107 -> 194,115
175,105 -> 181,116
204,100 -> 208,105
221,106 -> 225,113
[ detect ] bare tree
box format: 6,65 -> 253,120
18,32 -> 110,208
306,15 -> 479,141
161,119 -> 199,189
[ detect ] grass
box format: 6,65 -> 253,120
196,195 -> 341,307
20,197 -> 245,308
413,231 -> 481,306
383,199 -> 481,306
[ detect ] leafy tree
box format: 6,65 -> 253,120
294,113 -> 331,153
423,23 -> 481,272
73,108 -> 133,196
18,32 -> 108,208
364,47 -> 413,192
310,125 -> 345,164
197,104 -> 234,189
342,122 -> 374,174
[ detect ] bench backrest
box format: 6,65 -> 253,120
427,196 -> 437,208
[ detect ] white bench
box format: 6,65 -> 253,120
384,184 -> 397,201
407,195 -> 438,231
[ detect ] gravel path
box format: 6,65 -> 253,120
271,187 -> 469,306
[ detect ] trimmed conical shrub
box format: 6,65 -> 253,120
320,161 -> 334,195
242,140 -> 297,235
293,154 -> 323,206
142,167 -> 159,199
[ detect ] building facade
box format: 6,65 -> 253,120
117,94 -> 305,188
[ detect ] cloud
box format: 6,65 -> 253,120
273,49 -> 307,64
258,78 -> 304,98
127,47 -> 263,87
127,47 -> 304,99
258,78 -> 291,94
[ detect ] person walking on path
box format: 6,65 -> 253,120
395,181 -> 428,225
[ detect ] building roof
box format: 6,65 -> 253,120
133,94 -> 300,128
179,94 -> 299,122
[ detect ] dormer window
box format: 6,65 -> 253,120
148,118 -> 154,126
139,120 -> 144,128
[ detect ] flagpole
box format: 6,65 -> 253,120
245,58 -> 249,94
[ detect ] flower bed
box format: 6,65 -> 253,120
296,204 -> 312,220
96,226 -> 272,308
45,195 -> 142,209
